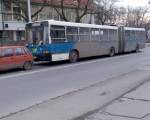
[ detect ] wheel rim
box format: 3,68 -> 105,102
24,62 -> 32,70
70,51 -> 78,63
110,48 -> 115,57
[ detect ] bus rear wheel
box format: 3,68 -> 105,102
69,50 -> 79,63
135,45 -> 139,53
109,47 -> 115,57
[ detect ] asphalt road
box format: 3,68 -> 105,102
0,46 -> 150,118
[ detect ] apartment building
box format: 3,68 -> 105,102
0,0 -> 94,43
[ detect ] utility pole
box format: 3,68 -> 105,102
27,0 -> 32,23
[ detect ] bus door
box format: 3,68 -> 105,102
129,30 -> 136,51
90,28 -> 101,56
77,27 -> 91,57
118,26 -> 125,53
99,29 -> 110,55
124,30 -> 136,52
50,25 -> 74,53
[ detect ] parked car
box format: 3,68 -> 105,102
0,46 -> 33,71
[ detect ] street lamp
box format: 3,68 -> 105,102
27,0 -> 32,23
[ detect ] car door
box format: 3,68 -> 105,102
14,47 -> 25,67
0,48 -> 14,70
22,47 -> 32,62
0,48 -> 4,70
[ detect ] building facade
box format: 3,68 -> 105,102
0,0 -> 94,44
0,0 -> 2,28
0,0 -> 26,45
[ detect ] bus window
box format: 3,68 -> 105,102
125,30 -> 131,41
91,28 -> 100,41
134,31 -> 138,40
79,27 -> 90,42
130,31 -> 135,41
109,29 -> 117,41
101,29 -> 109,41
66,26 -> 78,42
50,25 -> 66,43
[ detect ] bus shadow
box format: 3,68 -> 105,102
35,51 -> 140,67
34,60 -> 69,67
0,51 -> 141,75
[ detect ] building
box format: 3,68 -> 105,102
0,0 -> 94,44
0,0 -> 26,45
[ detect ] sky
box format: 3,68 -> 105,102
117,0 -> 149,7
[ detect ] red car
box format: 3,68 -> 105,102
0,46 -> 33,71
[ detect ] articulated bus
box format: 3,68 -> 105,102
25,20 -> 146,62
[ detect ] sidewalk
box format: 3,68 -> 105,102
85,78 -> 150,120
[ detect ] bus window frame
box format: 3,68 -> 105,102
50,25 -> 67,43
79,27 -> 90,42
66,26 -> 78,42
100,29 -> 109,42
90,28 -> 100,42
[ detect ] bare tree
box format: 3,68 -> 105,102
125,7 -> 149,27
48,0 -> 94,23
94,0 -> 118,25
115,7 -> 127,25
3,0 -> 47,22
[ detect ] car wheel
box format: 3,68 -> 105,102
23,61 -> 32,70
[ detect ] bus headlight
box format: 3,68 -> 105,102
43,51 -> 49,54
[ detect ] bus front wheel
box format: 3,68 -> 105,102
69,50 -> 79,63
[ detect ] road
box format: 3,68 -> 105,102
0,46 -> 150,118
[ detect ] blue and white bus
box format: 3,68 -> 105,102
25,20 -> 146,62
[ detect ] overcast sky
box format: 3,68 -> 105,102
117,0 -> 149,7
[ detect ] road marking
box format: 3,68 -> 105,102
138,66 -> 150,71
0,52 -> 144,80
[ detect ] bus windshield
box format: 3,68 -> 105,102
26,26 -> 49,45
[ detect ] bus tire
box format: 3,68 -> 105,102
69,50 -> 79,63
109,47 -> 115,57
23,61 -> 32,70
135,45 -> 139,53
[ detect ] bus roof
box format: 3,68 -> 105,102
124,27 -> 145,31
27,20 -> 145,31
28,20 -> 118,30
47,20 -> 118,29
